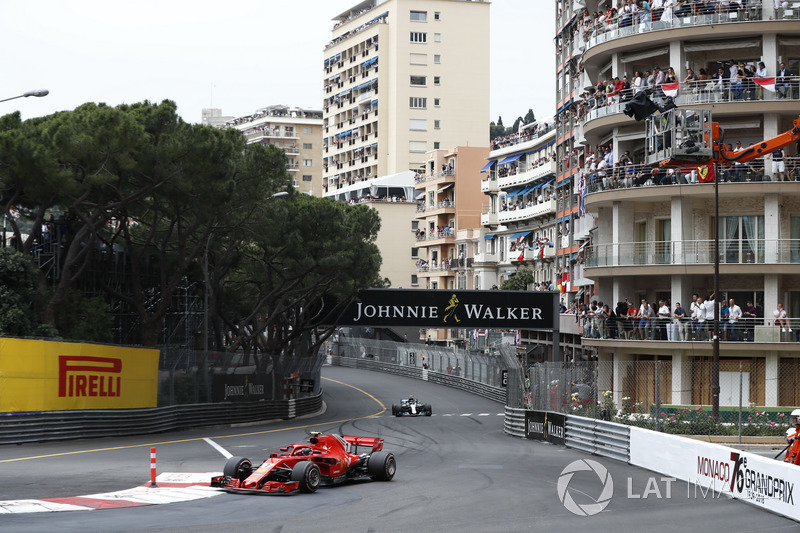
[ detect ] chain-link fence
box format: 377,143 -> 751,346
521,359 -> 794,438
157,345 -> 325,406
325,337 -> 511,389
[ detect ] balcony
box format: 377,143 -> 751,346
518,246 -> 556,262
498,160 -> 557,189
481,176 -> 498,193
498,199 -> 556,224
582,78 -> 800,129
585,239 -> 800,268
583,6 -> 770,54
473,252 -> 498,264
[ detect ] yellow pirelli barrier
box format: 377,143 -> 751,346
0,338 -> 159,412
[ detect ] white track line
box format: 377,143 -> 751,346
204,438 -> 233,459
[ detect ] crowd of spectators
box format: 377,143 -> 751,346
492,122 -> 555,151
575,293 -> 770,342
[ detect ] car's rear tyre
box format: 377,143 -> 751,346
223,456 -> 253,481
291,461 -> 320,493
391,404 -> 397,416
424,404 -> 432,416
367,451 -> 396,481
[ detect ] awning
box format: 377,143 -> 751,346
415,192 -> 425,200
362,57 -> 378,68
510,231 -> 532,240
683,40 -> 759,52
498,154 -> 523,165
371,99 -> 378,106
541,178 -> 555,188
368,11 -> 389,24
484,234 -> 495,240
436,184 -> 453,193
570,252 -> 578,261
479,160 -> 496,173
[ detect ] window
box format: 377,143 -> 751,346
434,54 -> 441,64
434,142 -> 440,149
434,98 -> 440,107
410,10 -> 427,21
303,143 -> 313,149
434,33 -> 441,42
302,175 -> 312,182
303,127 -> 313,134
410,53 -> 427,65
302,159 -> 313,166
409,97 -> 427,109
411,247 -> 419,258
434,76 -> 441,85
409,119 -> 427,131
431,281 -> 439,290
411,274 -> 419,286
409,141 -> 427,153
411,220 -> 419,230
410,75 -> 427,86
434,11 -> 440,20
410,32 -> 427,43
434,120 -> 440,129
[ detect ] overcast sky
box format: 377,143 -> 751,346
1,1 -> 555,126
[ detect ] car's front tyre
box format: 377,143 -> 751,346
291,461 -> 321,493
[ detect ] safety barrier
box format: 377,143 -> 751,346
0,393 -> 322,446
565,415 -> 631,462
329,356 -> 506,404
503,407 -> 527,438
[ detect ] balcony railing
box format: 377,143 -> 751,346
585,239 -> 800,268
582,5 -> 772,53
498,160 -> 557,189
583,159 -> 800,196
498,199 -> 557,224
582,77 -> 800,125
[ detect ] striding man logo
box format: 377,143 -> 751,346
443,294 -> 461,323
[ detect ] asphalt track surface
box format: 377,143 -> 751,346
1,366 -> 797,532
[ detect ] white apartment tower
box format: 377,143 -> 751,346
322,0 -> 490,196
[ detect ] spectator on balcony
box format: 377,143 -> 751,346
624,301 -> 637,339
774,303 -> 790,332
743,300 -> 758,341
731,67 -> 746,100
657,299 -> 671,340
638,0 -> 652,32
704,292 -> 717,339
684,68 -> 699,93
728,298 -> 742,341
772,148 -> 786,181
632,71 -> 645,95
673,302 -> 688,341
637,298 -> 653,339
692,294 -> 706,340
720,299 -> 730,340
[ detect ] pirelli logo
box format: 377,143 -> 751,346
58,356 -> 122,397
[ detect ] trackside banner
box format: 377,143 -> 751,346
335,289 -> 558,329
0,338 -> 159,412
630,426 -> 800,521
526,410 -> 566,445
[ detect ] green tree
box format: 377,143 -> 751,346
214,194 -> 385,370
0,248 -> 41,336
501,268 -> 534,291
523,109 -> 536,125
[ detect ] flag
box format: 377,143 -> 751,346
562,271 -> 570,293
539,246 -> 545,259
697,164 -> 716,183
518,251 -> 525,261
754,77 -> 776,92
557,272 -> 563,293
515,330 -> 520,344
661,82 -> 680,97
578,174 -> 586,215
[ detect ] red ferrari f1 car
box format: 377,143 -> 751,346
210,432 -> 396,494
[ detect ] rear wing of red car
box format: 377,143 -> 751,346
342,435 -> 384,453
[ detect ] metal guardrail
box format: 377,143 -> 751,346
565,415 -> 630,462
504,406 -> 527,438
329,356 -> 506,404
0,393 -> 322,446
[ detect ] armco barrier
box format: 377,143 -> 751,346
0,393 -> 322,446
329,356 -> 506,404
565,415 -> 631,462
504,407 -> 527,438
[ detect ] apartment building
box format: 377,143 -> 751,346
322,0 -> 490,289
322,0 -> 489,192
223,105 -> 324,197
555,0 -> 800,407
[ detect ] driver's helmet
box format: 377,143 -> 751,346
408,395 -> 415,402
791,409 -> 800,425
